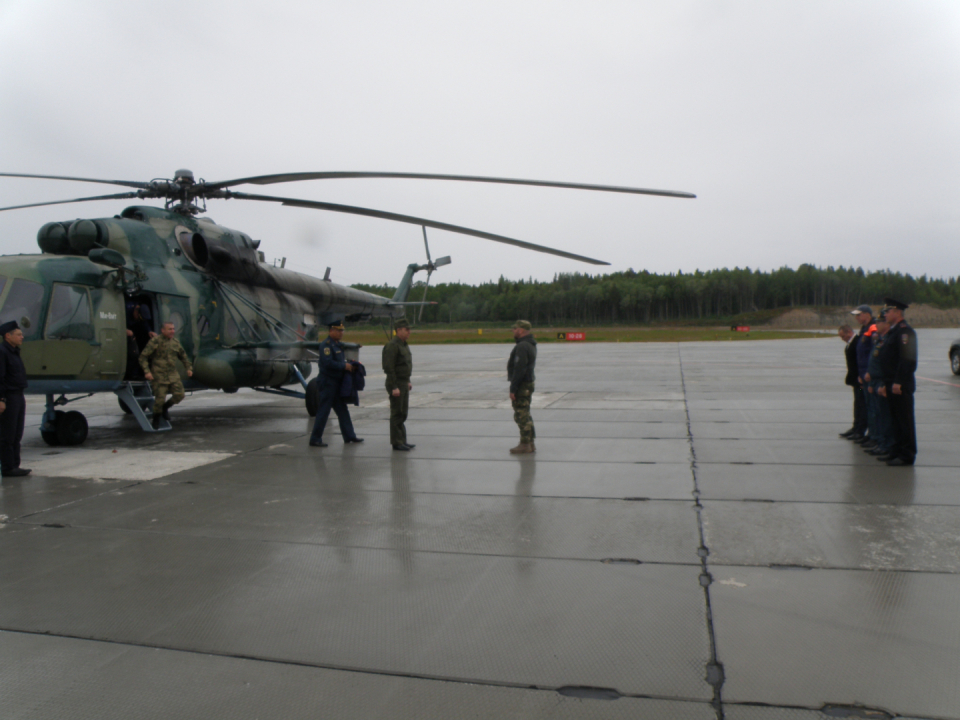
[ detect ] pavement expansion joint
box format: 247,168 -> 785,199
679,346 -> 726,718
555,686 -> 622,700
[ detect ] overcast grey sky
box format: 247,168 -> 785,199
2,0 -> 958,287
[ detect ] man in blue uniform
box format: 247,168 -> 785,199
877,299 -> 918,466
309,322 -> 363,447
0,320 -> 31,477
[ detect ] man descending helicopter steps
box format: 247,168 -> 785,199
139,321 -> 194,429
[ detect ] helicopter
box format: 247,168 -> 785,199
0,169 -> 695,446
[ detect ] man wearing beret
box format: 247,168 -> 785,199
309,321 -> 363,447
507,320 -> 537,454
877,298 -> 918,466
0,320 -> 31,477
382,317 -> 414,451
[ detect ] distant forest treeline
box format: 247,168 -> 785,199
353,265 -> 960,325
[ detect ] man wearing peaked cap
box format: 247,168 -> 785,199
876,298 -> 918,466
309,320 -> 363,447
382,317 -> 414,451
0,320 -> 31,477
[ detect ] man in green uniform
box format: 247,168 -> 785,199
139,321 -> 193,429
382,318 -> 414,451
507,319 -> 537,454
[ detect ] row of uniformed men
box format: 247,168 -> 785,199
839,298 -> 917,466
308,318 -> 539,454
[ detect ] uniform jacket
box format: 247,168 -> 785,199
0,341 -> 28,396
139,335 -> 193,382
866,332 -> 887,381
318,336 -> 348,383
844,336 -> 859,387
881,320 -> 918,393
382,336 -> 413,391
340,361 -> 366,405
507,334 -> 537,395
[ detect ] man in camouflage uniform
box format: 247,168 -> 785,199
382,317 -> 414,451
140,321 -> 193,429
507,319 -> 537,454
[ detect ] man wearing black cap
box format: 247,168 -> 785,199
382,318 -> 414,451
309,321 -> 363,447
877,299 -> 918,466
0,320 -> 31,477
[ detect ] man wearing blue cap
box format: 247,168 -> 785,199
0,320 -> 31,477
309,321 -> 363,447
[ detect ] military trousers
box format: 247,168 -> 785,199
388,385 -> 409,446
852,385 -> 867,434
310,379 -> 357,442
0,392 -> 26,472
151,377 -> 185,416
869,381 -> 893,452
512,381 -> 536,444
888,391 -> 917,463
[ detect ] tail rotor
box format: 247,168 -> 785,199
418,226 -> 451,322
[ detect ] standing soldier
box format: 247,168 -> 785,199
139,321 -> 194,429
0,320 -> 30,477
507,320 -> 537,454
382,318 -> 414,451
877,298 -> 918,466
309,322 -> 363,447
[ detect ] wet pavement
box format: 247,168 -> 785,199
2,329 -> 959,719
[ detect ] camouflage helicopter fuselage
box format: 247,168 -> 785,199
0,205 -> 404,399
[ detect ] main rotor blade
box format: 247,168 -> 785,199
0,191 -> 141,213
0,172 -> 151,190
207,171 -> 696,199
229,191 -> 611,265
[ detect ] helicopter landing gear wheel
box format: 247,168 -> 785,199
40,409 -> 66,446
40,410 -> 67,446
56,411 -> 89,446
305,378 -> 319,417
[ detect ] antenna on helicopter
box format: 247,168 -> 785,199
418,226 -> 451,322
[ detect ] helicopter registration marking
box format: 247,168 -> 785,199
99,311 -> 117,320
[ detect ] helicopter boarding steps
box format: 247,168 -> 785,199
114,382 -> 171,433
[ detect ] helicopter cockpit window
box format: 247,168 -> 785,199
0,278 -> 44,341
45,284 -> 94,341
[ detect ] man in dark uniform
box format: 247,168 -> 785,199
877,299 -> 918,466
507,319 -> 537,454
864,310 -> 893,457
309,322 -> 363,447
0,320 -> 31,477
382,318 -> 414,451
